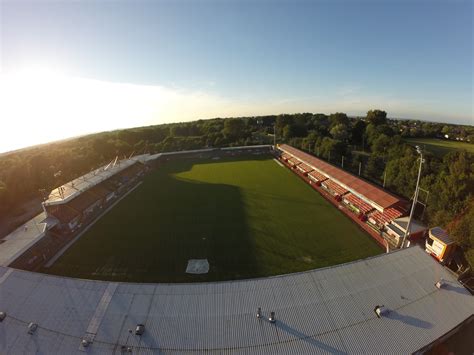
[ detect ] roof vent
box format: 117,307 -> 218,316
269,311 -> 276,323
27,322 -> 38,334
374,305 -> 389,318
435,279 -> 445,289
256,307 -> 262,319
135,324 -> 145,336
0,312 -> 6,322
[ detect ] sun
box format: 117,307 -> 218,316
0,66 -> 73,151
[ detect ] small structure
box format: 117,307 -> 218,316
269,311 -> 276,323
385,217 -> 427,248
185,259 -> 210,274
435,279 -> 445,289
27,322 -> 38,335
135,324 -> 145,336
426,227 -> 456,262
81,338 -> 90,348
374,305 -> 389,318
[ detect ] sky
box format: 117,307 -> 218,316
0,0 -> 472,153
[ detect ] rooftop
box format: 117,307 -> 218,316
0,212 -> 57,266
43,157 -> 145,206
429,227 -> 453,245
279,144 -> 402,211
391,216 -> 427,235
0,247 -> 472,353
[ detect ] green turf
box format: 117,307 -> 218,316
45,156 -> 382,282
405,138 -> 474,157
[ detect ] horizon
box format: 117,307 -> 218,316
0,112 -> 471,156
1,0 -> 473,153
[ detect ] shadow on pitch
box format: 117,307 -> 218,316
42,155 -> 265,283
134,159 -> 259,283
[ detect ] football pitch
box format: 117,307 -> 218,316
45,155 -> 382,282
405,138 -> 474,157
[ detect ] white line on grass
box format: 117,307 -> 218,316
273,158 -> 284,167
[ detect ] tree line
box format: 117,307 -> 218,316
0,111 -> 472,265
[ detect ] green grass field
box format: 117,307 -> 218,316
405,138 -> 474,157
45,156 -> 381,283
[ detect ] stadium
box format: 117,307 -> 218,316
0,144 -> 472,353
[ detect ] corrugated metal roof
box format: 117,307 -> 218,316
391,217 -> 427,235
0,247 -> 472,354
279,144 -> 402,211
429,227 -> 453,244
0,212 -> 51,266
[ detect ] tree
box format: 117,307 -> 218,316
301,131 -> 320,152
92,138 -> 116,158
375,124 -> 394,137
329,112 -> 349,128
365,155 -> 385,181
319,137 -> 346,161
283,125 -> 295,140
371,134 -> 391,155
427,151 -> 474,218
449,203 -> 474,250
366,110 -> 387,126
351,120 -> 366,145
365,122 -> 395,148
223,118 -> 245,140
330,124 -> 350,142
441,125 -> 451,135
448,200 -> 474,266
275,114 -> 293,137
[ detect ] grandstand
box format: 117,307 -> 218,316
308,170 -> 328,183
42,157 -> 147,233
278,144 -> 406,229
296,161 -> 313,175
0,156 -> 151,272
343,193 -> 374,214
321,179 -> 349,197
